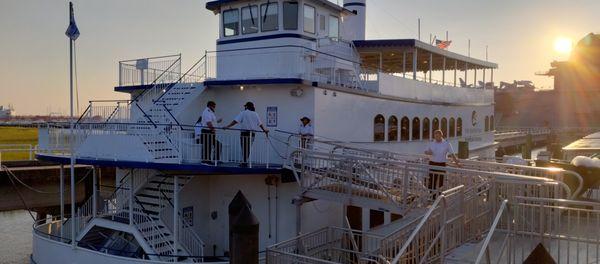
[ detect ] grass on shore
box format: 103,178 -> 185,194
0,127 -> 38,161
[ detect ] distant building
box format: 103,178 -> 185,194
0,106 -> 13,119
496,33 -> 600,128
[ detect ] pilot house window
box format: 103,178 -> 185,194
241,6 -> 259,34
441,118 -> 448,137
283,2 -> 299,30
449,118 -> 456,138
423,118 -> 431,140
374,115 -> 385,142
412,118 -> 421,140
261,2 -> 279,32
303,5 -> 316,34
223,9 -> 239,37
457,118 -> 463,137
329,16 -> 339,39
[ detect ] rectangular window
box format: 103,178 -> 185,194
303,4 -> 315,34
283,2 -> 298,30
223,9 -> 239,37
261,2 -> 279,32
319,15 -> 326,31
329,16 -> 339,39
241,5 -> 259,34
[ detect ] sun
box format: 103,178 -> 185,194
554,37 -> 573,54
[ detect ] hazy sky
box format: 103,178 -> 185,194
0,0 -> 598,115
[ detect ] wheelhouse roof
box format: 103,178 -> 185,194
354,39 -> 498,72
206,0 -> 355,15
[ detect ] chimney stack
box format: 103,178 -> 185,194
342,0 -> 366,41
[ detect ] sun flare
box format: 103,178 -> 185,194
554,37 -> 573,54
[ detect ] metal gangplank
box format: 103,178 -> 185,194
270,137 -> 583,264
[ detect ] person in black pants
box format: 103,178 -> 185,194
424,130 -> 461,195
225,102 -> 269,167
196,101 -> 222,164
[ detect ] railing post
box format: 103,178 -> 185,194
440,196 -> 447,263
402,164 -> 409,206
60,164 -> 64,239
129,170 -> 134,225
92,166 -> 97,218
173,175 -> 179,257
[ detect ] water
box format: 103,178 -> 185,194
0,210 -> 35,264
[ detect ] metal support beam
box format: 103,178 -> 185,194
442,57 -> 446,85
454,60 -> 458,87
491,68 -> 494,85
70,160 -> 75,248
412,48 -> 418,80
482,69 -> 486,89
464,63 -> 468,87
428,53 -> 433,83
129,170 -> 133,225
92,167 -> 97,218
379,52 -> 383,71
474,68 -> 478,88
173,176 -> 179,256
402,51 -> 406,78
60,164 -> 64,238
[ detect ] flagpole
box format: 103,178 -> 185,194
68,1 -> 76,249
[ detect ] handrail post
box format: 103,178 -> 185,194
92,166 -> 97,218
173,175 -> 179,258
440,196 -> 447,263
129,169 -> 134,225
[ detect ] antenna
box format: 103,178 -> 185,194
468,39 -> 471,57
418,18 -> 421,40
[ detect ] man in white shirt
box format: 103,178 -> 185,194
298,116 -> 314,149
196,101 -> 222,163
225,102 -> 269,167
424,130 -> 461,191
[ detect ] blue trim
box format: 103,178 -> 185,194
343,2 -> 366,7
36,154 -> 282,175
204,78 -> 303,86
114,84 -> 155,93
217,33 -> 316,45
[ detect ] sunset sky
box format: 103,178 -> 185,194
0,0 -> 598,115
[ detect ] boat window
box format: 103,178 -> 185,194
388,116 -> 398,141
241,5 -> 259,34
490,115 -> 495,131
449,118 -> 456,138
457,118 -> 463,137
223,9 -> 240,37
485,116 -> 490,132
303,4 -> 316,34
319,15 -> 326,31
283,2 -> 298,30
423,118 -> 431,140
329,16 -> 339,39
432,118 -> 440,132
400,116 -> 410,141
374,114 -> 385,142
261,2 -> 279,32
441,118 -> 448,137
412,117 -> 421,140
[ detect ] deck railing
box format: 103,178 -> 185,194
118,54 -> 181,87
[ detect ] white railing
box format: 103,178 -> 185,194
132,200 -> 176,259
0,143 -> 36,161
474,199 -> 510,264
119,55 -> 181,87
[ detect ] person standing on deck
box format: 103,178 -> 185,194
196,101 -> 222,164
424,130 -> 461,191
298,116 -> 314,149
225,102 -> 269,167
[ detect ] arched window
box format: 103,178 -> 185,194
457,118 -> 463,137
423,118 -> 431,140
490,115 -> 495,131
449,118 -> 456,138
412,117 -> 421,140
388,116 -> 398,141
441,118 -> 448,137
432,118 -> 440,132
400,116 -> 410,141
484,116 -> 490,132
374,114 -> 385,141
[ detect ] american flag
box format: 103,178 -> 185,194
435,39 -> 452,49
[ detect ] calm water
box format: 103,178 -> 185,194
0,210 -> 34,264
